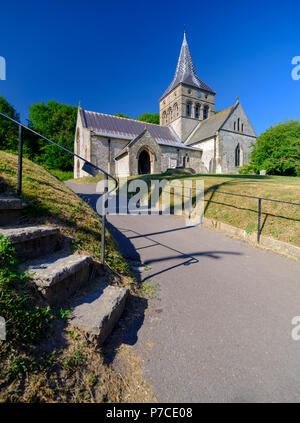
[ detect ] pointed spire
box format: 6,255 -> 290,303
161,30 -> 215,100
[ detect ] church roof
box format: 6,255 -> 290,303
161,31 -> 215,100
115,128 -> 202,159
185,103 -> 237,145
83,110 -> 180,144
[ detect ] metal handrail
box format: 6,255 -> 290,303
0,110 -> 118,264
159,182 -> 300,242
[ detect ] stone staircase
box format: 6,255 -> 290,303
0,195 -> 128,344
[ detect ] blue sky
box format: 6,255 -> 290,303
0,0 -> 299,135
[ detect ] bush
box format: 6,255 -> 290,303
250,120 -> 300,176
238,163 -> 257,175
0,235 -> 53,344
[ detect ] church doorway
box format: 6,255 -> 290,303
138,149 -> 151,174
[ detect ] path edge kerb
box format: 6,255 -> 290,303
202,217 -> 300,262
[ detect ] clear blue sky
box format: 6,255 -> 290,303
0,0 -> 299,135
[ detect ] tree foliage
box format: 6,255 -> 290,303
0,96 -> 19,151
137,113 -> 160,124
250,120 -> 300,176
114,113 -> 132,119
28,101 -> 77,171
114,112 -> 160,124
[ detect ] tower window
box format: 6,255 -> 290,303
174,103 -> 178,117
186,103 -> 191,117
237,118 -> 240,131
203,106 -> 209,120
235,144 -> 241,167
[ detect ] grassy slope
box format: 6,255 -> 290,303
0,151 -> 129,274
141,172 -> 300,247
0,151 -> 155,403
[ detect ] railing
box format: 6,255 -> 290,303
164,183 -> 300,242
0,111 -> 118,264
205,189 -> 300,242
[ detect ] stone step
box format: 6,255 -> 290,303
25,253 -> 95,305
71,280 -> 128,345
0,225 -> 61,260
0,197 -> 27,226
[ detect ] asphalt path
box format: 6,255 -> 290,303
66,181 -> 300,403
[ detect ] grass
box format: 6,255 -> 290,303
0,151 -> 156,403
69,173 -> 104,184
48,169 -> 74,181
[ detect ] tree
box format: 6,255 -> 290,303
250,120 -> 300,176
114,113 -> 132,119
137,113 -> 160,125
114,112 -> 160,124
0,96 -> 19,151
28,101 -> 77,171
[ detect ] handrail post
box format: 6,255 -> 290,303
17,124 -> 23,196
101,174 -> 108,265
257,198 -> 262,242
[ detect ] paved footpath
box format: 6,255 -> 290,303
66,181 -> 300,403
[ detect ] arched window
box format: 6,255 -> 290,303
195,104 -> 200,119
167,108 -> 171,123
173,103 -> 178,117
234,121 -> 236,131
162,111 -> 167,125
186,102 -> 191,117
203,105 -> 209,120
237,118 -> 240,131
235,144 -> 241,167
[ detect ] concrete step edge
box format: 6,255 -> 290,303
26,254 -> 93,287
0,197 -> 27,210
0,225 -> 60,243
71,284 -> 129,344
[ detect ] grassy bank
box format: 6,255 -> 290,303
0,151 -> 155,403
136,172 -> 300,247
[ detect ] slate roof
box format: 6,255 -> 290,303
161,31 -> 215,100
115,129 -> 202,160
83,110 -> 180,144
185,103 -> 237,145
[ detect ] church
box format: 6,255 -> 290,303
74,31 -> 256,178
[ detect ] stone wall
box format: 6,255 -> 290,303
74,108 -> 92,178
191,137 -> 215,173
91,136 -> 128,175
219,131 -> 254,173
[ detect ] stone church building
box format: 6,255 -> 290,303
74,31 -> 256,178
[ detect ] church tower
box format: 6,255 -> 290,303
159,30 -> 216,141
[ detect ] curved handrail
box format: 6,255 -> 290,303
0,111 -> 118,195
0,110 -> 117,263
